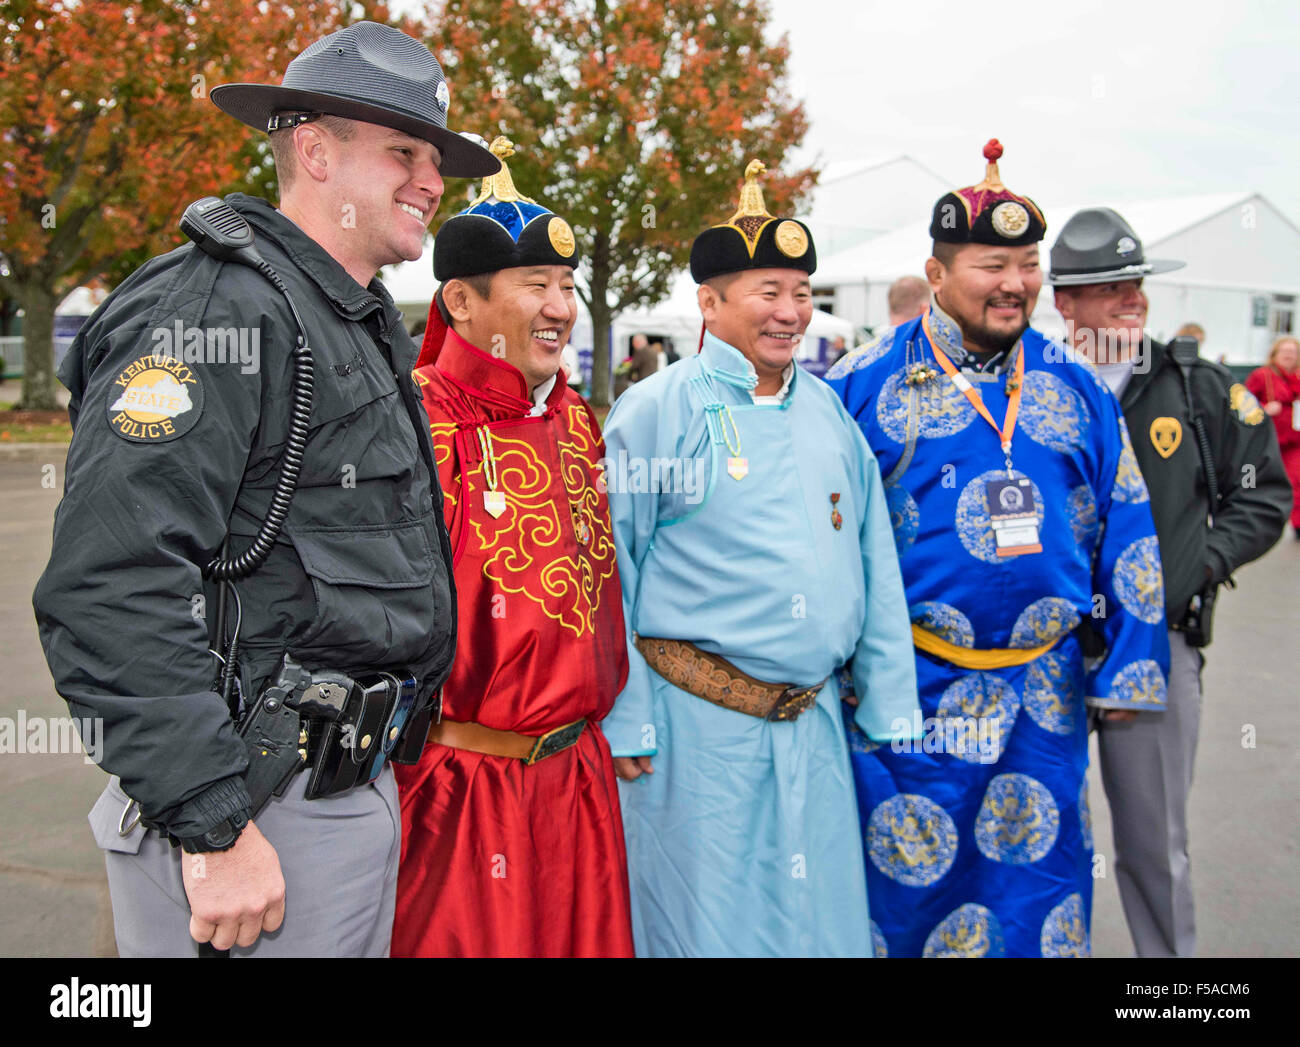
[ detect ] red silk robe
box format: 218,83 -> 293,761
392,328 -> 633,957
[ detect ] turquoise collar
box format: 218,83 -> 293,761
699,331 -> 799,401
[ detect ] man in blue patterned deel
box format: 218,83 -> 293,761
824,140 -> 1170,957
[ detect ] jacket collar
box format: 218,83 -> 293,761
433,327 -> 566,418
1119,336 -> 1169,410
226,193 -> 399,323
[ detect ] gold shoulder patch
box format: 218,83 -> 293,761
107,353 -> 204,443
1149,417 -> 1182,459
1229,383 -> 1265,425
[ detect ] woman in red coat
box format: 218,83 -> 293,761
1247,336 -> 1300,536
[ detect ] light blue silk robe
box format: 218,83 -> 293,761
601,332 -> 920,957
825,306 -> 1170,957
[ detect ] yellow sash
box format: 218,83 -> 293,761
911,624 -> 1057,670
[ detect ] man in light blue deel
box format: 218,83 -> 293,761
600,160 -> 921,957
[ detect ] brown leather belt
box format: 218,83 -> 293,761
427,717 -> 587,765
633,635 -> 826,722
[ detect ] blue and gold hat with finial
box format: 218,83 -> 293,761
432,135 -> 579,281
689,159 -> 816,283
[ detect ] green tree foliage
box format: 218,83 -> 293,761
0,0 -> 364,409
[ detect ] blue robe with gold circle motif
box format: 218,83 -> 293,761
826,308 -> 1169,957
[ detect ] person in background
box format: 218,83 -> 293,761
887,274 -> 931,327
1174,322 -> 1206,346
629,331 -> 658,381
650,339 -> 668,373
1052,206 -> 1290,957
1246,336 -> 1300,538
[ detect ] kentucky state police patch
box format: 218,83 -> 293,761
106,353 -> 204,443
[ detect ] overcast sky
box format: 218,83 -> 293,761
769,0 -> 1300,226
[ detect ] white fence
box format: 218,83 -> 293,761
0,336 -> 78,379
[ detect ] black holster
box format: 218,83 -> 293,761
238,654 -> 428,815
1179,584 -> 1219,648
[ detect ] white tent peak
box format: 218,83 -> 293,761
814,153 -> 953,191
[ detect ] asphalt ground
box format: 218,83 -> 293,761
1,442 -> 1296,957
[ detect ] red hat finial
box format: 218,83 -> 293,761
976,139 -> 1005,192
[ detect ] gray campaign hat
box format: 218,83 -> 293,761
210,22 -> 499,179
1049,207 -> 1185,286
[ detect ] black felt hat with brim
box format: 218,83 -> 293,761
1049,207 -> 1185,286
210,21 -> 499,179
689,160 -> 816,283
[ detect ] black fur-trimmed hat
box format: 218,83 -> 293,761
930,139 -> 1046,247
418,136 -> 579,368
432,135 -> 579,281
689,160 -> 816,283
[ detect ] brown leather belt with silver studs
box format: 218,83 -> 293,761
633,635 -> 826,722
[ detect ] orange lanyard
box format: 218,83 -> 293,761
923,315 -> 1023,475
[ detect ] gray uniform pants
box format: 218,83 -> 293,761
89,765 -> 401,957
1096,629 -> 1202,957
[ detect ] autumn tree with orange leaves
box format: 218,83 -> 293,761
428,0 -> 815,406
0,0 -> 381,410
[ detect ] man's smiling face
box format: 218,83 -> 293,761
928,243 -> 1043,355
329,121 -> 443,272
699,268 -> 813,381
1054,278 -> 1149,363
455,265 -> 578,391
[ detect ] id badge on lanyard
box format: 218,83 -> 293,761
985,475 -> 1042,556
925,318 -> 1040,557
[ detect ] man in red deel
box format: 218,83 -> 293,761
391,136 -> 633,957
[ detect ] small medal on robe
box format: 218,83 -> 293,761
830,492 -> 843,531
727,456 -> 749,481
483,489 -> 507,518
571,504 -> 592,545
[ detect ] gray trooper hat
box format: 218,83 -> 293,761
210,22 -> 499,178
1049,207 -> 1185,286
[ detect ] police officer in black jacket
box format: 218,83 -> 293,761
32,23 -> 499,956
1051,208 -> 1290,956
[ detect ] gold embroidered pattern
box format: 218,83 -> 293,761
469,403 -> 617,639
